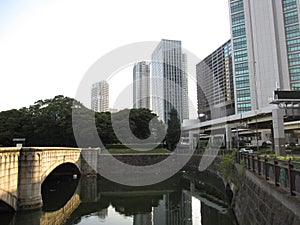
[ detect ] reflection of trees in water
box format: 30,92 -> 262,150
109,195 -> 162,216
4,171 -> 237,225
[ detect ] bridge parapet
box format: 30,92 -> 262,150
0,147 -> 81,212
0,148 -> 21,211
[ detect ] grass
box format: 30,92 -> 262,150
255,152 -> 300,162
266,154 -> 300,162
105,148 -> 171,154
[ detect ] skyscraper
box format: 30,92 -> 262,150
196,39 -> 234,120
133,61 -> 151,109
182,53 -> 189,120
91,80 -> 109,112
229,0 -> 300,114
152,39 -> 188,123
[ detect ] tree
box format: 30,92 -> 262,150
0,109 -> 27,146
95,111 -> 118,146
108,108 -> 164,145
0,96 -> 165,147
166,109 -> 181,151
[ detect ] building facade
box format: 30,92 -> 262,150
133,61 -> 151,109
182,53 -> 189,120
196,39 -> 235,121
229,0 -> 300,114
91,81 -> 109,112
152,39 -> 188,123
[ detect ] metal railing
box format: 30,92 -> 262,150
236,152 -> 300,196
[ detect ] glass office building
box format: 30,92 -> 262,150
152,39 -> 187,123
229,0 -> 300,113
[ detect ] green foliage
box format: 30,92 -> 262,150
0,96 -> 164,148
0,95 -> 78,146
166,109 -> 181,151
95,111 -> 118,146
215,152 -> 236,181
110,108 -> 165,144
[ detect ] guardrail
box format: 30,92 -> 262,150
236,152 -> 300,196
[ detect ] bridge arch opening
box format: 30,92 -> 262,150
41,163 -> 81,211
0,200 -> 14,213
0,200 -> 14,225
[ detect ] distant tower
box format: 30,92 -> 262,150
91,81 -> 109,112
133,61 -> 151,109
182,53 -> 189,120
152,39 -> 188,123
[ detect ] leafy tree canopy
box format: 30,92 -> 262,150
0,96 -> 164,148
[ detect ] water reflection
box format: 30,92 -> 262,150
3,171 -> 237,225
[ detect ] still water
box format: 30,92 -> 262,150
2,171 -> 237,225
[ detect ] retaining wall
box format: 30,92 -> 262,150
233,164 -> 300,225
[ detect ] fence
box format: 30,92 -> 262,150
236,152 -> 300,196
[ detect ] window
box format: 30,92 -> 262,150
231,0 -> 244,13
235,62 -> 249,75
284,11 -> 299,25
236,89 -> 251,102
237,103 -> 251,113
231,12 -> 245,25
233,36 -> 247,50
287,38 -> 300,52
291,82 -> 300,90
285,24 -> 300,38
234,50 -> 248,62
288,53 -> 300,66
283,0 -> 297,12
236,76 -> 250,88
232,24 -> 246,37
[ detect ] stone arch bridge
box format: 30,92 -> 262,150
0,147 -> 86,212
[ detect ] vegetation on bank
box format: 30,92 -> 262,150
214,152 -> 237,181
0,95 -> 181,152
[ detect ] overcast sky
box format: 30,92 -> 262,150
0,0 -> 231,118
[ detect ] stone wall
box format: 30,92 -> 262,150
107,153 -> 170,166
0,148 -> 20,212
233,164 -> 300,225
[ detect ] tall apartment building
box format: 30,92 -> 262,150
229,0 -> 300,114
91,81 -> 109,112
133,61 -> 151,109
152,39 -> 188,123
196,39 -> 234,121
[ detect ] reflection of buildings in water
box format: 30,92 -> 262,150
96,208 -> 108,220
153,190 -> 193,225
167,190 -> 192,225
200,202 -> 232,225
153,196 -> 167,225
133,213 -> 152,225
192,196 -> 201,225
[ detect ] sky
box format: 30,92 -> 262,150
0,0 -> 231,118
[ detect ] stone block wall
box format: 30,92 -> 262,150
234,166 -> 300,225
0,148 -> 20,211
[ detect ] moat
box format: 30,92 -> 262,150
1,170 -> 237,225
